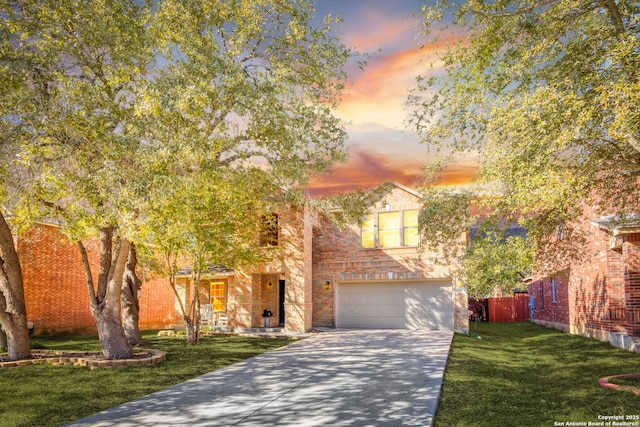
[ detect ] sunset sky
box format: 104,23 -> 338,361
307,0 -> 479,196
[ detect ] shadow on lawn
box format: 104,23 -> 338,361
65,330 -> 452,427
435,322 -> 640,427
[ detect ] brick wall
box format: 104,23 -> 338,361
529,211 -> 633,341
454,289 -> 469,332
623,233 -> 640,337
138,275 -> 181,330
568,220 -> 627,336
282,206 -> 313,332
529,270 -> 570,327
311,186 -> 467,331
19,223 -> 178,335
19,223 -> 97,335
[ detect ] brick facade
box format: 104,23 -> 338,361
19,224 -> 96,335
19,223 -> 178,335
311,185 -> 468,332
528,211 -> 640,351
528,270 -> 570,330
18,185 -> 469,335
623,233 -> 640,337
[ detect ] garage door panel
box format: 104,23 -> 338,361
337,281 -> 453,330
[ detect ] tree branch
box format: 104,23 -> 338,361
96,226 -> 113,302
77,240 -> 99,310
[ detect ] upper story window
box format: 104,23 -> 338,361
361,214 -> 375,248
379,212 -> 401,247
259,213 -> 279,246
403,210 -> 419,246
361,209 -> 419,248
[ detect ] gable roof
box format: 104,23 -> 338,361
592,214 -> 640,236
389,182 -> 420,198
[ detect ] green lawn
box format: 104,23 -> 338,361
3,324 -> 639,427
435,322 -> 640,427
0,331 -> 292,427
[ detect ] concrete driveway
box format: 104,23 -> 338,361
66,329 -> 453,427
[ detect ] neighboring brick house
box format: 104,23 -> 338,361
528,209 -> 640,351
18,222 -> 178,335
18,183 -> 469,335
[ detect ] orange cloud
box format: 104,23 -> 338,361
306,3 -> 475,198
337,32 -> 464,128
307,149 -> 478,197
437,163 -> 481,186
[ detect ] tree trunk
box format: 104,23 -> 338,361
121,244 -> 144,346
78,228 -> 133,359
185,317 -> 199,345
0,326 -> 6,351
0,211 -> 31,361
166,261 -> 201,345
94,304 -> 134,359
185,273 -> 202,345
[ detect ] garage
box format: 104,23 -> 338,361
336,281 -> 453,329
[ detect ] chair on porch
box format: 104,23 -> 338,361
200,304 -> 214,327
215,312 -> 228,326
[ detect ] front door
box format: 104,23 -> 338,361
279,280 -> 285,326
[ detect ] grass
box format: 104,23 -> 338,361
0,331 -> 292,427
4,324 -> 640,427
435,322 -> 640,427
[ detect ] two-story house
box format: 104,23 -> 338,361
20,183 -> 469,335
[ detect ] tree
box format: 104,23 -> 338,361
0,210 -> 31,361
462,229 -> 532,300
2,0 -> 353,353
411,0 -> 640,270
131,0 -> 352,344
1,0 -> 155,359
141,169 -> 275,345
415,177 -> 533,298
0,15 -> 31,360
418,184 -> 476,264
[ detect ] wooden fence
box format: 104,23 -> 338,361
488,294 -> 529,322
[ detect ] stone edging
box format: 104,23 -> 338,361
598,374 -> 640,396
0,349 -> 166,370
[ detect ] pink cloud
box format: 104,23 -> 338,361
307,149 -> 478,196
342,8 -> 419,52
339,32 -> 465,121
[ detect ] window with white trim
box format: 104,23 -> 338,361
361,214 -> 375,248
360,209 -> 419,248
379,211 -> 401,247
403,210 -> 419,246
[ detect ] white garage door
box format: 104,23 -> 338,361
336,281 -> 453,329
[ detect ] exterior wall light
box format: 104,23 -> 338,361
324,281 -> 331,290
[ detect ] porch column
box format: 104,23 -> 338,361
282,206 -> 313,332
227,271 -> 257,329
623,234 -> 640,337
